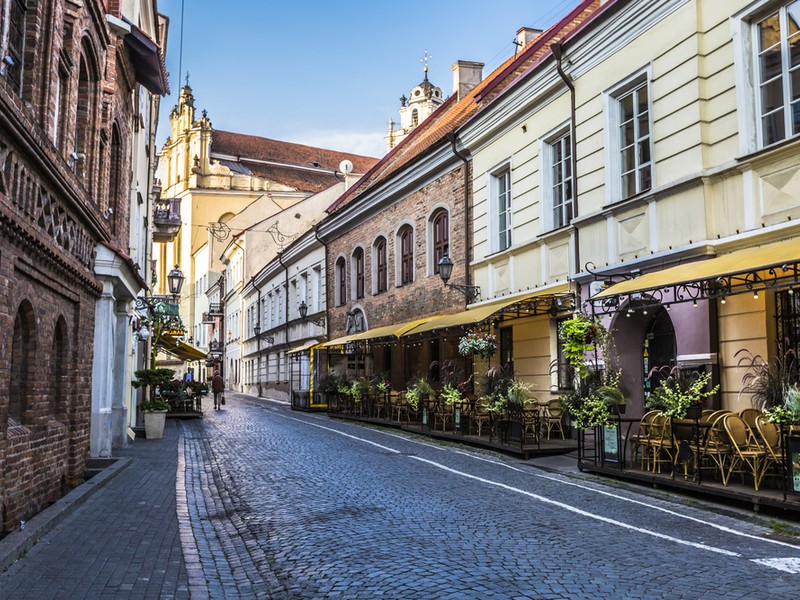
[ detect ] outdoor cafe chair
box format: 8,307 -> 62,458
544,399 -> 565,440
470,399 -> 492,437
649,413 -> 675,474
630,410 -> 659,469
390,391 -> 408,423
724,414 -> 768,491
700,412 -> 733,484
756,416 -> 783,485
739,408 -> 761,429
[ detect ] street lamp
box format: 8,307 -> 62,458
437,253 -> 481,303
298,300 -> 325,327
167,264 -> 185,299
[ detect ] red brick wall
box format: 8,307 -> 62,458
0,0 -> 137,533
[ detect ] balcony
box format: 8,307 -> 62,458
201,312 -> 215,323
153,198 -> 181,243
207,303 -> 224,316
208,340 -> 225,355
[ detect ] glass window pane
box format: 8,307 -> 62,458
637,86 -> 649,115
792,100 -> 800,134
791,32 -> 800,68
761,78 -> 785,113
622,173 -> 636,198
553,183 -> 562,205
760,14 -> 782,52
621,145 -> 636,173
639,165 -> 652,192
760,46 -> 783,82
792,68 -> 800,101
763,110 -> 786,144
621,121 -> 635,146
553,162 -> 562,183
638,113 -> 650,137
554,206 -> 563,229
789,3 -> 800,35
620,93 -> 634,122
639,140 -> 651,164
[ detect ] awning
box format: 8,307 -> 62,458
159,334 -> 207,362
123,19 -> 169,95
321,317 -> 433,348
287,340 -> 320,354
403,285 -> 571,337
593,238 -> 800,299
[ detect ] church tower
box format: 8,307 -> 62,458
385,55 -> 444,151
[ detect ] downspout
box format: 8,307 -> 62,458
278,251 -> 289,390
311,224 -> 327,404
551,42 -> 581,306
254,276 -> 262,397
446,132 -> 472,291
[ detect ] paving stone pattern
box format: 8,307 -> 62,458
181,394 -> 800,599
0,420 -> 189,599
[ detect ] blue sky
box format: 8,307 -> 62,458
156,0 -> 581,158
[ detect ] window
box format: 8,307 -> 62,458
548,132 -> 574,229
399,226 -> 414,285
411,108 -> 419,127
431,209 -> 449,274
555,318 -> 574,391
756,2 -> 800,145
491,167 -> 512,252
2,0 -> 27,95
777,289 -> 800,369
75,51 -> 96,186
374,237 -> 387,294
353,248 -> 365,299
609,75 -> 652,200
108,125 -> 122,230
336,257 -> 347,305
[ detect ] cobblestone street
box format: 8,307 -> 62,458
178,393 -> 800,598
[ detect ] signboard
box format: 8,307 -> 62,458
163,329 -> 186,337
787,435 -> 800,495
603,424 -> 620,462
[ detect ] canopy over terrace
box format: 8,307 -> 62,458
401,284 -> 573,339
159,334 -> 207,362
321,318 -> 434,353
589,237 -> 800,312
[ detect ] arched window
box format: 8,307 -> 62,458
9,301 -> 35,425
411,108 -> 419,127
107,123 -> 122,231
398,225 -> 414,286
352,248 -> 365,300
53,317 -> 68,420
374,237 -> 387,294
74,44 -> 98,189
431,209 -> 449,275
335,256 -> 347,306
4,0 -> 27,95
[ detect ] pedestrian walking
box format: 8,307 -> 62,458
212,371 -> 224,410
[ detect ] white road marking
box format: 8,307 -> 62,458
408,455 -> 740,557
751,557 -> 800,573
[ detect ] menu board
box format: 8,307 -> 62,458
603,424 -> 619,462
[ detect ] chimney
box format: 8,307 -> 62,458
516,27 -> 543,50
451,60 -> 484,101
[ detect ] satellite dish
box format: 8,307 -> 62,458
339,159 -> 354,174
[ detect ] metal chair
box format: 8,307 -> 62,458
544,399 -> 565,440
724,414 -> 768,491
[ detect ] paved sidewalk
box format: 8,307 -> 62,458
0,420 -> 189,599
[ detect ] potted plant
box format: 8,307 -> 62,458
737,348 -> 799,412
132,368 -> 175,439
406,377 -> 434,413
559,314 -> 606,377
458,328 -> 499,360
764,386 -> 800,425
646,367 -> 718,419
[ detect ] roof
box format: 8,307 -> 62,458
326,0 -> 602,213
122,18 -> 169,95
210,130 -> 378,194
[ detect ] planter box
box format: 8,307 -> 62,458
144,410 -> 168,439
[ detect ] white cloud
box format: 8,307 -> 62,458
292,130 -> 387,159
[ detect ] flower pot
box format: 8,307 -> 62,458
685,404 -> 702,420
144,410 -> 168,439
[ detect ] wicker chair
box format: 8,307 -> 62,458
700,412 -> 733,483
544,399 -> 565,440
724,414 -> 768,490
630,410 -> 660,469
649,413 -> 674,473
756,416 -> 783,484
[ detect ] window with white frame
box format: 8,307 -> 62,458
490,166 -> 512,252
608,73 -> 653,200
543,128 -> 574,230
756,2 -> 800,145
312,266 -> 322,312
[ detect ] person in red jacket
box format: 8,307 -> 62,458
211,371 -> 224,410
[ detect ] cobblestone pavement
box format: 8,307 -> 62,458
180,393 -> 800,599
0,420 -> 189,599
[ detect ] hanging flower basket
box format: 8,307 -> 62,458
458,329 -> 498,360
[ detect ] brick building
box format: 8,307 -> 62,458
0,0 -> 167,532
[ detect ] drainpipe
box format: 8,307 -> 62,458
254,276 -> 262,397
551,42 -> 581,306
278,251 -> 289,390
446,132 -> 472,290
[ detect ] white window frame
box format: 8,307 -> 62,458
488,161 -> 513,254
603,66 -> 654,204
733,0 -> 800,153
541,123 -> 574,232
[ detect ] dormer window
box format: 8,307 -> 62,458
412,109 -> 419,127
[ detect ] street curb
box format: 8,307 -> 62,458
0,457 -> 131,573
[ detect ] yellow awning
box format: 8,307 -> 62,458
593,238 -> 800,299
287,340 -> 320,354
404,285 -> 570,337
321,317 -> 433,348
159,334 -> 207,362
